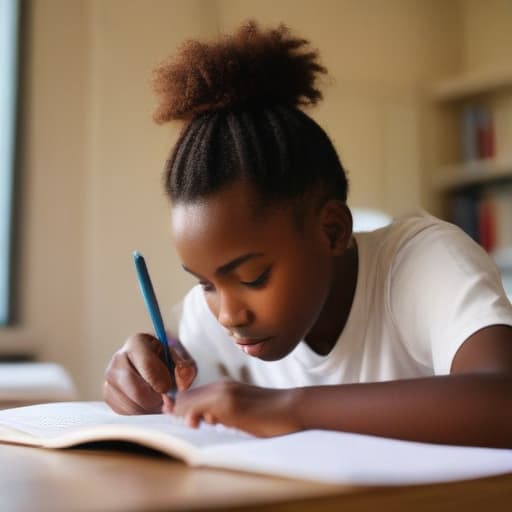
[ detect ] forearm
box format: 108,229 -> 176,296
292,374 -> 512,448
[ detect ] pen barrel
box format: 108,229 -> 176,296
160,337 -> 174,373
133,252 -> 176,377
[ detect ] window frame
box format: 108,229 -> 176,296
0,0 -> 22,326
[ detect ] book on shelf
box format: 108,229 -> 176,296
478,194 -> 496,252
1,401 -> 512,486
460,105 -> 495,163
452,192 -> 480,242
451,184 -> 512,268
476,108 -> 495,160
493,187 -> 512,265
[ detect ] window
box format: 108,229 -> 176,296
0,0 -> 20,325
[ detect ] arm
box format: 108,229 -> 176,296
294,325 -> 512,447
172,324 -> 512,447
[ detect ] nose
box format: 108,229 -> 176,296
216,292 -> 251,330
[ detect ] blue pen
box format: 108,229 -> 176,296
133,251 -> 176,398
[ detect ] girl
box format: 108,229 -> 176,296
104,22 -> 512,447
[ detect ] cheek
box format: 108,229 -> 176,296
288,266 -> 330,318
263,256 -> 332,331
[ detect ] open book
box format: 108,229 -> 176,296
0,401 -> 511,486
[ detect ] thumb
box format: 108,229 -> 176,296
174,361 -> 197,391
168,337 -> 197,391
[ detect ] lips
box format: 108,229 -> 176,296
229,334 -> 273,356
231,335 -> 272,346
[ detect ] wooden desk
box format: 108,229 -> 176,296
2,443 -> 512,512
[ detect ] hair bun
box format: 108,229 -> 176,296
151,20 -> 327,123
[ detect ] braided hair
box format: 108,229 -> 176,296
151,21 -> 348,216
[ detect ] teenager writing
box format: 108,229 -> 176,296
104,22 -> 512,448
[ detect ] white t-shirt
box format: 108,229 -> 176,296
177,211 -> 512,389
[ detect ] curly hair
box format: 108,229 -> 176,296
151,21 -> 348,209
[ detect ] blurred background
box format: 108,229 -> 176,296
1,0 -> 511,400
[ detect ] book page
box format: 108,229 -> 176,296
2,402 -> 512,485
199,429 -> 512,485
0,401 -> 252,449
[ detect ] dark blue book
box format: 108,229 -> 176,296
460,106 -> 478,162
452,193 -> 480,243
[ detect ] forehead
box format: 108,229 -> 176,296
171,181 -> 298,267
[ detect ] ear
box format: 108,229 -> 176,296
318,200 -> 353,255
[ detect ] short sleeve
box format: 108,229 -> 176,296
389,222 -> 512,375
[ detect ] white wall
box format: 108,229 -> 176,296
9,0 -> 89,388
217,0 -> 462,213
462,0 -> 512,74
84,0 -> 218,396
1,0 -> 474,398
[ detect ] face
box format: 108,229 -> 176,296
171,180 -> 342,361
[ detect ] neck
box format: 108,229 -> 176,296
305,237 -> 359,355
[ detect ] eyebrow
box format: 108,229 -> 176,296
182,252 -> 265,278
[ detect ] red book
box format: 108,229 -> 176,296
477,109 -> 495,159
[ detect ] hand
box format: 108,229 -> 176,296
166,380 -> 302,437
103,333 -> 197,414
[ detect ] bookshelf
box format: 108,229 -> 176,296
433,157 -> 512,191
431,68 -> 512,293
432,68 -> 512,102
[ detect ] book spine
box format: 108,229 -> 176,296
476,108 -> 496,160
452,193 -> 480,243
460,106 -> 496,163
478,194 -> 496,253
461,106 -> 478,163
492,186 -> 512,257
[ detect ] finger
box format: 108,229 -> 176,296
103,380 -> 149,415
174,361 -> 197,391
125,335 -> 173,394
173,387 -> 214,427
167,336 -> 194,363
104,350 -> 159,414
161,393 -> 174,414
203,412 -> 217,425
167,339 -> 197,391
119,364 -> 164,412
107,353 -> 164,413
185,410 -> 203,429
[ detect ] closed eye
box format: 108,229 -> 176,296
199,281 -> 215,292
240,267 -> 271,288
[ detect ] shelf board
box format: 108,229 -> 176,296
433,158 -> 512,191
432,68 -> 512,102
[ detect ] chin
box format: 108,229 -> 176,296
256,339 -> 299,362
256,352 -> 286,362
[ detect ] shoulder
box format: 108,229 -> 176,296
373,212 -> 512,374
358,210 -> 496,278
372,210 -> 468,253
386,211 -> 500,282
370,210 -> 506,307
